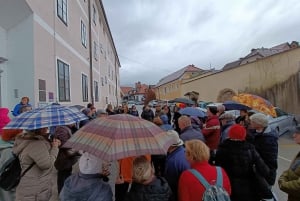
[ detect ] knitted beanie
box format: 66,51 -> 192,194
228,124 -> 246,141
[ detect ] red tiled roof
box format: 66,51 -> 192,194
155,64 -> 203,87
120,86 -> 132,95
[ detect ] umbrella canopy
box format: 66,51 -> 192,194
232,93 -> 277,117
223,100 -> 252,111
179,107 -> 206,118
70,105 -> 85,111
172,98 -> 195,105
4,103 -> 88,130
63,114 -> 177,161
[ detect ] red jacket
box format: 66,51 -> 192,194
202,115 -> 220,150
178,162 -> 231,201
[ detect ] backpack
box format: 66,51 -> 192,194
188,166 -> 231,201
0,153 -> 34,191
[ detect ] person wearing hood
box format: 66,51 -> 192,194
219,113 -> 236,144
12,127 -> 61,201
249,113 -> 279,201
60,152 -> 112,201
0,129 -> 23,201
0,108 -> 10,135
12,96 -> 31,116
160,114 -> 173,131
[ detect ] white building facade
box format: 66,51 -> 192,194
0,0 -> 121,111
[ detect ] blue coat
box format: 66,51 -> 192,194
60,172 -> 112,201
164,146 -> 190,200
180,126 -> 205,142
12,103 -> 31,116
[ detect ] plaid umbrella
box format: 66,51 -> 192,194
4,103 -> 88,130
63,114 -> 177,161
232,93 -> 277,117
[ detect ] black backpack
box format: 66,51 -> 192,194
0,153 -> 34,191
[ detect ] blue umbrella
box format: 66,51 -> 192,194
179,107 -> 206,118
4,103 -> 88,130
223,101 -> 251,111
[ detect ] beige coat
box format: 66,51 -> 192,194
13,134 -> 58,201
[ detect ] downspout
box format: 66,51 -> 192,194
115,59 -> 118,106
88,0 -> 94,104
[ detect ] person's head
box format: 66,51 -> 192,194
155,104 -> 161,112
1,129 -> 23,141
217,104 -> 225,116
185,140 -> 210,164
206,105 -> 218,117
153,116 -> 163,126
219,113 -> 235,126
293,126 -> 300,145
178,115 -> 191,131
29,127 -> 49,136
132,156 -> 154,184
79,152 -> 102,174
132,105 -> 137,110
122,105 -> 129,113
240,109 -> 248,117
107,104 -> 113,111
228,124 -> 246,141
144,105 -> 150,111
166,130 -> 183,152
162,105 -> 169,114
160,114 -> 169,124
249,113 -> 268,129
21,96 -> 29,105
87,103 -> 93,109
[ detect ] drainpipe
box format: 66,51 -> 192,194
0,69 -> 3,107
88,0 -> 94,104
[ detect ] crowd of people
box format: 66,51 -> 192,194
0,97 -> 299,201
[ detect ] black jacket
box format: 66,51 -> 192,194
216,139 -> 270,201
251,126 -> 278,185
124,177 -> 172,201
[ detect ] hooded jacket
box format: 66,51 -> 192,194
12,133 -> 58,201
0,108 -> 10,135
60,172 -> 112,201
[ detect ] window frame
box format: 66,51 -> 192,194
82,74 -> 88,102
94,80 -> 99,102
81,20 -> 87,48
57,0 -> 68,25
57,59 -> 70,102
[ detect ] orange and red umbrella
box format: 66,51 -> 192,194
232,93 -> 277,117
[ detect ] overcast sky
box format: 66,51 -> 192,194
102,0 -> 300,86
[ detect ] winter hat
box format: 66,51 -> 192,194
133,156 -> 153,184
166,130 -> 183,146
79,152 -> 103,174
228,124 -> 246,141
0,108 -> 11,135
250,113 -> 269,127
160,114 -> 169,124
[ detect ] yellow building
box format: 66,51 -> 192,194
154,64 -> 210,101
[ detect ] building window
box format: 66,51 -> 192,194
105,76 -> 107,84
94,81 -> 99,102
101,77 -> 104,86
94,41 -> 99,60
105,97 -> 108,104
57,0 -> 67,25
57,60 -> 70,102
81,20 -> 87,47
93,5 -> 96,25
38,79 -> 46,102
82,74 -> 88,102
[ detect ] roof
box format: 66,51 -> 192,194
223,41 -> 299,71
156,64 -> 203,87
120,87 -> 132,95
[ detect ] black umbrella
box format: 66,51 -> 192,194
223,101 -> 251,111
172,98 -> 195,105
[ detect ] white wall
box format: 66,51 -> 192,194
7,15 -> 34,111
0,26 -> 8,107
